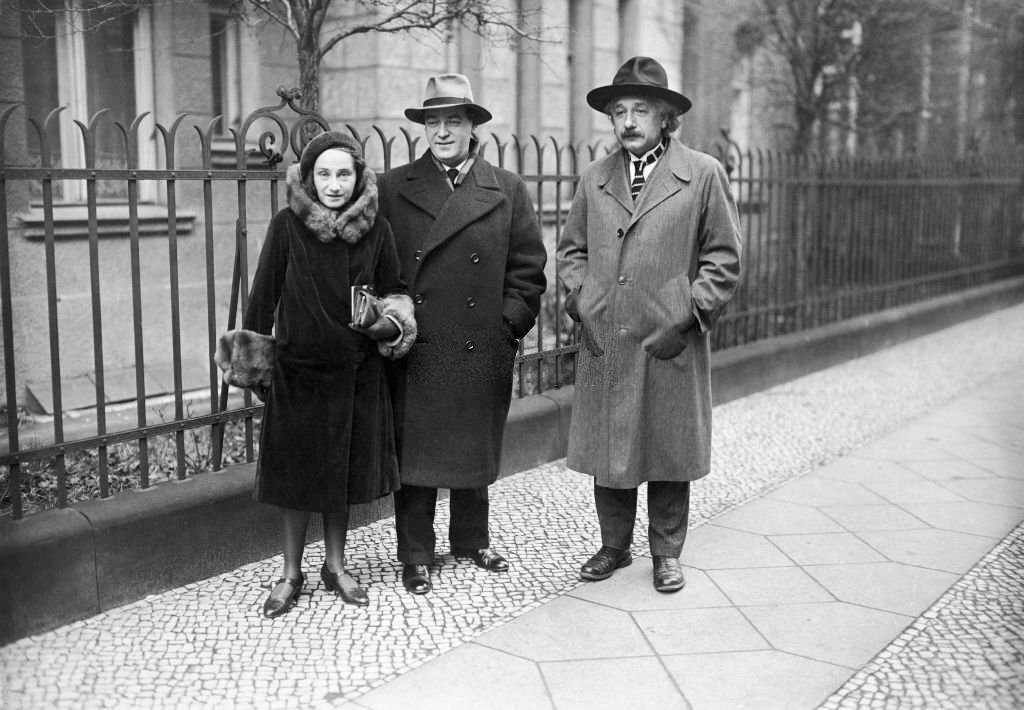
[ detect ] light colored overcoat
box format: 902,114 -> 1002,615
557,139 -> 742,488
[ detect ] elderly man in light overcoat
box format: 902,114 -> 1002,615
557,56 -> 742,592
379,74 -> 547,595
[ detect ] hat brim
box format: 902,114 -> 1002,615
586,84 -> 692,115
405,102 -> 493,125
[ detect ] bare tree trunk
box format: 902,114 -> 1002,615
794,104 -> 816,153
917,17 -> 932,153
955,0 -> 972,158
297,34 -> 321,113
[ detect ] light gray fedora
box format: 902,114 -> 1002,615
404,73 -> 493,125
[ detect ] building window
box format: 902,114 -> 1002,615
20,0 -> 143,201
21,9 -> 61,160
210,8 -> 242,136
209,5 -> 266,167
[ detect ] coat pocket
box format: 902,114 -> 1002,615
575,275 -> 608,323
631,276 -> 693,342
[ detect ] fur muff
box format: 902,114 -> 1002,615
286,163 -> 378,244
377,294 -> 417,359
215,329 -> 275,389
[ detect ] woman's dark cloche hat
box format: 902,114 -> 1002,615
298,131 -> 363,179
587,56 -> 692,115
405,73 -> 493,125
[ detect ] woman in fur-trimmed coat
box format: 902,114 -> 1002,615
237,132 -> 415,618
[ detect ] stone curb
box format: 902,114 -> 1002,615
1,275 -> 1022,644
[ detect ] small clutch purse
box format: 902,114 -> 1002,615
350,285 -> 382,329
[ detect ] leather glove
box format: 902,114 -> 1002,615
565,287 -> 581,322
642,326 -> 686,359
356,314 -> 401,342
642,312 -> 696,360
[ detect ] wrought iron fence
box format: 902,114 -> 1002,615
1,90 -> 1022,519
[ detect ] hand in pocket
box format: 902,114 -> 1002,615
642,326 -> 686,360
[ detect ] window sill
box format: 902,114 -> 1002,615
211,137 -> 277,169
17,204 -> 196,239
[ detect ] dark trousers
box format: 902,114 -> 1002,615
594,481 -> 691,558
394,484 -> 490,564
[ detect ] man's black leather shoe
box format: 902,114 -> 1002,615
402,564 -> 431,594
454,547 -> 510,572
580,546 -> 631,581
653,556 -> 686,593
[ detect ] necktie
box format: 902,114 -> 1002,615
630,160 -> 645,201
447,168 -> 459,188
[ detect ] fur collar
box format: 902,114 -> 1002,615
286,163 -> 379,244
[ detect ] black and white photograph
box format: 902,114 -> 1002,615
1,1 -> 1023,708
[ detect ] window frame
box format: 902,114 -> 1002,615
44,1 -> 158,203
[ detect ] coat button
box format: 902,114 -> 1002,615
414,249 -> 423,261
616,228 -> 624,238
470,253 -> 480,264
466,297 -> 476,308
617,275 -> 627,285
465,339 -> 476,351
413,293 -> 424,305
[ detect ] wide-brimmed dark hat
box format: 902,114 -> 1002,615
404,73 -> 493,125
587,56 -> 692,115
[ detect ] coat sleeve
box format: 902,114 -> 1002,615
555,174 -> 589,322
690,160 -> 743,333
242,211 -> 290,335
373,217 -> 407,299
501,177 -> 548,339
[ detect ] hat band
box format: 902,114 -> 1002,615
422,96 -> 473,107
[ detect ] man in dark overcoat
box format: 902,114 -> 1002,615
378,73 -> 547,595
557,57 -> 742,592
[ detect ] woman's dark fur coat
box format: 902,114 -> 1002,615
242,164 -> 410,512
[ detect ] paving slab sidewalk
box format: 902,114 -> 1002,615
352,374 -> 1024,710
1,303 -> 1023,710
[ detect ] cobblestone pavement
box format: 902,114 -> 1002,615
1,303 -> 1023,709
820,522 -> 1024,710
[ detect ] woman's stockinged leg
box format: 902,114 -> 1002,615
321,507 -> 369,606
281,507 -> 313,578
322,509 -> 350,573
262,507 -> 311,618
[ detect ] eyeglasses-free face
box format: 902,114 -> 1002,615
312,148 -> 357,209
609,97 -> 665,157
423,106 -> 475,167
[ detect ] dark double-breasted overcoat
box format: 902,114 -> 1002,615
557,139 -> 742,489
379,153 -> 547,489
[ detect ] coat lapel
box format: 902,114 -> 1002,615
627,140 -> 692,231
420,158 -> 505,257
596,151 -> 634,216
396,154 -> 451,220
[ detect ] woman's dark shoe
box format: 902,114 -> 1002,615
580,546 -> 632,581
320,564 -> 369,606
402,563 -> 431,595
262,572 -> 304,618
453,547 -> 509,572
